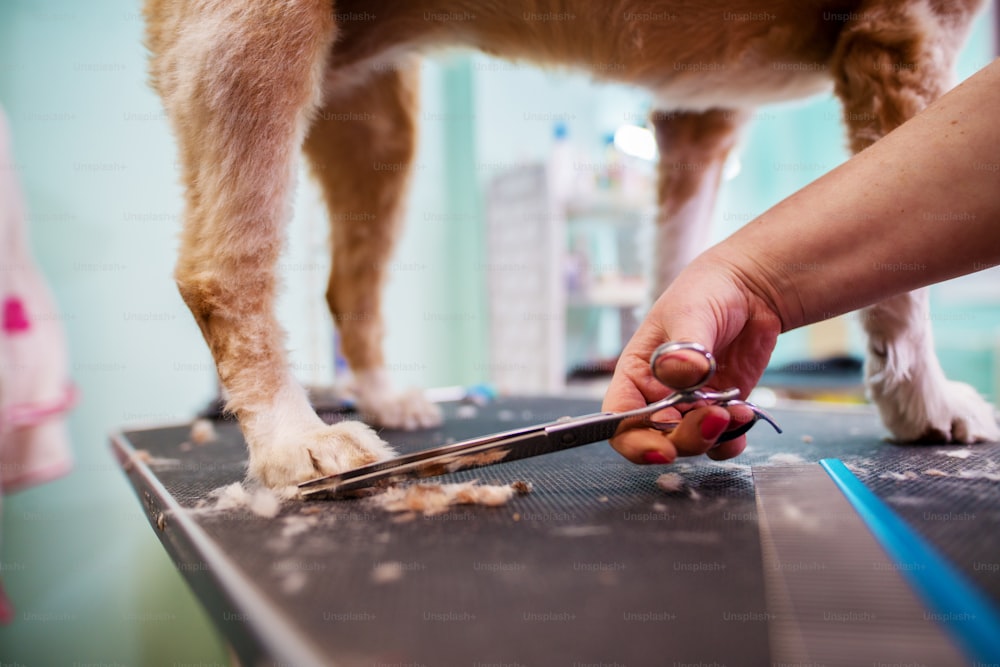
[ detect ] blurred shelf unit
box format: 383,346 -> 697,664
485,163 -> 655,395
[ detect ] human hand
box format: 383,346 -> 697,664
602,251 -> 784,464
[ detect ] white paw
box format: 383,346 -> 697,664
358,387 -> 443,430
350,368 -> 443,430
248,420 -> 397,490
867,359 -> 1000,444
862,290 -> 999,444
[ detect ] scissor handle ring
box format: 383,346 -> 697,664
649,341 -> 716,393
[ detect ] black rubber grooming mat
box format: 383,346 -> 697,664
111,398 -> 1000,667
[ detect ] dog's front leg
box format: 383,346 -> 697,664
304,61 -> 442,430
149,0 -> 396,489
858,289 -> 998,442
650,108 -> 750,294
832,1 -> 998,442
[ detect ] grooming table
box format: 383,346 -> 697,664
111,398 -> 1000,667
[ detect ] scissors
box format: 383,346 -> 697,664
298,341 -> 781,499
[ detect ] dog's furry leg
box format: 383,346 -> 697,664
832,0 -> 998,442
146,0 -> 396,489
303,60 -> 442,430
856,289 -> 996,442
650,108 -> 749,293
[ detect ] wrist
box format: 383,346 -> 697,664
697,238 -> 804,334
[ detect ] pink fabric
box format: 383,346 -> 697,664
0,579 -> 12,624
0,107 -> 75,624
2,296 -> 31,333
5,382 -> 77,429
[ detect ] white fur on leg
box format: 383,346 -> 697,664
243,377 -> 397,491
350,367 -> 443,430
863,289 -> 1000,443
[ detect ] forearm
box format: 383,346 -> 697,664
712,58 -> 1000,332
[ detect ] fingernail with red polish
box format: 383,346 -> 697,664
700,413 -> 730,441
643,450 -> 671,465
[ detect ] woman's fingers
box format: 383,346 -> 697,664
609,404 -> 728,462
706,436 -> 748,460
609,401 -> 757,464
609,422 -> 679,465
665,405 -> 733,456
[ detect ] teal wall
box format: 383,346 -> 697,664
0,1 -> 459,664
0,2 -> 229,664
0,2 -> 997,665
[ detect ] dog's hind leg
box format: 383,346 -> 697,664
147,0 -> 396,489
303,60 -> 442,430
650,108 -> 750,294
832,0 -> 998,442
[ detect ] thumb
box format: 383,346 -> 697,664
645,275 -> 724,381
603,298 -> 720,413
651,341 -> 715,393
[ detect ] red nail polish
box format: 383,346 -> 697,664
643,450 -> 671,465
700,413 -> 730,441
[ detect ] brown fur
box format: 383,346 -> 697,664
146,0 -> 336,417
303,62 -> 421,371
144,0 -> 989,487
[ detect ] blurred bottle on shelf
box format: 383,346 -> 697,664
547,121 -> 575,210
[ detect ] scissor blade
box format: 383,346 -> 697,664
298,411 -> 622,500
297,429 -> 548,499
298,421 -> 556,494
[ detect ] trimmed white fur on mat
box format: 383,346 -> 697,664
655,472 -> 701,500
655,473 -> 686,493
209,482 -> 282,518
936,448 -> 973,459
189,418 -> 218,444
370,480 -> 530,516
371,561 -> 404,584
767,453 -> 807,465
